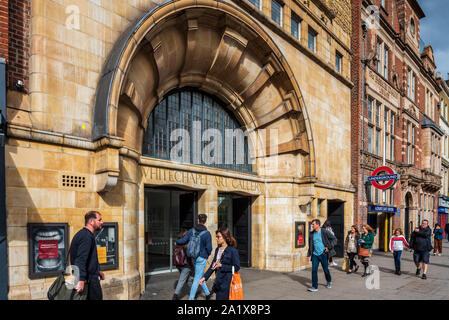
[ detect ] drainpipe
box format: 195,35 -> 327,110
0,57 -> 8,300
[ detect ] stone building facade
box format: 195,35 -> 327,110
351,0 -> 442,251
3,0 -> 354,299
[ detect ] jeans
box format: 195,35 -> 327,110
175,266 -> 193,296
311,253 -> 331,289
189,256 -> 210,300
393,250 -> 402,271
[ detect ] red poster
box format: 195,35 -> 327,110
38,240 -> 59,259
297,235 -> 304,246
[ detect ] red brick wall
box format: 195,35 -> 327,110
8,0 -> 30,91
0,0 -> 8,61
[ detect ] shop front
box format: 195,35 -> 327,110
438,196 -> 449,238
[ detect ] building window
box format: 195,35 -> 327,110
375,102 -> 381,127
368,126 -> 373,154
308,27 -> 317,52
383,47 -> 389,80
249,0 -> 262,9
390,111 -> 395,161
408,68 -> 416,101
335,51 -> 343,73
291,12 -> 301,40
143,89 -> 252,173
410,18 -> 416,36
271,0 -> 283,26
406,122 -> 415,165
377,40 -> 382,73
381,0 -> 386,8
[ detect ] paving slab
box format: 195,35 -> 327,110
141,241 -> 449,300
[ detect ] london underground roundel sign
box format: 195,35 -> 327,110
367,166 -> 400,190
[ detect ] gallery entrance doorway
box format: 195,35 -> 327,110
144,188 -> 197,276
217,193 -> 252,267
327,200 -> 345,258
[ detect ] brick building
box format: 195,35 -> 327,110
351,0 -> 442,250
436,73 -> 449,234
3,0 -> 354,299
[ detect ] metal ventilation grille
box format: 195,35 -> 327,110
62,175 -> 86,189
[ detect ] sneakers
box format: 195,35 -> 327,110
438,253 -> 442,256
422,274 -> 427,280
330,262 -> 338,267
308,287 -> 318,292
172,294 -> 179,300
205,293 -> 213,300
326,282 -> 332,289
416,268 -> 421,276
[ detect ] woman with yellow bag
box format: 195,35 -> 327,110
199,227 -> 242,300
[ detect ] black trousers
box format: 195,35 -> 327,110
348,252 -> 358,270
87,279 -> 103,300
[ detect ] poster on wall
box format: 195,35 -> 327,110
94,222 -> 119,271
28,223 -> 69,279
295,222 -> 306,248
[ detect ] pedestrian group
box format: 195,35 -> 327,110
65,211 -> 447,300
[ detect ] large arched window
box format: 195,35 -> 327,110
142,89 -> 253,173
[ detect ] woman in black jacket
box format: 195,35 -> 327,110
200,227 -> 240,300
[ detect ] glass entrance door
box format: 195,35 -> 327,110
218,193 -> 251,267
144,188 -> 197,275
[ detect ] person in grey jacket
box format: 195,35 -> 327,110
307,219 -> 337,292
410,219 -> 432,280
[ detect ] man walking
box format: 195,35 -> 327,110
176,214 -> 213,300
410,219 -> 432,280
307,219 -> 337,292
71,211 -> 105,300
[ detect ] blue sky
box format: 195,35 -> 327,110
418,0 -> 449,78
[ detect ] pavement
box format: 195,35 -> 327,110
141,241 -> 449,300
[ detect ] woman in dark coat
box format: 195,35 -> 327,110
200,227 -> 240,300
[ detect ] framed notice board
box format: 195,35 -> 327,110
94,222 -> 119,271
27,223 -> 69,279
295,222 -> 306,248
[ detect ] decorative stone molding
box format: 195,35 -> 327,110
92,0 -> 318,181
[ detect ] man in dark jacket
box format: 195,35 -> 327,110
410,219 -> 432,280
71,211 -> 105,300
176,214 -> 212,300
307,219 -> 337,292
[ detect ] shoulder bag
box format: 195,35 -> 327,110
47,243 -> 88,300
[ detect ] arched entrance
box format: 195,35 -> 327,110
405,193 -> 413,241
91,0 -> 317,295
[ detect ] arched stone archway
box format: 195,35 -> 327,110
92,0 -> 316,192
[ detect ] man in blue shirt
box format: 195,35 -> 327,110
307,219 -> 336,292
176,214 -> 212,300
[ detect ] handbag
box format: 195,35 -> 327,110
47,244 -> 88,300
229,266 -> 243,300
358,247 -> 371,257
173,246 -> 188,267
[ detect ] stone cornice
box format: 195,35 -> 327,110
7,123 -> 124,151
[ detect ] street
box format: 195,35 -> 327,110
142,241 -> 449,300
